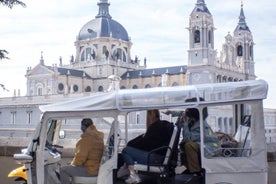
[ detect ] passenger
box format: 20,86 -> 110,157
117,110 -> 156,179
165,97 -> 220,175
121,109 -> 174,184
125,110 -> 156,147
60,118 -> 104,184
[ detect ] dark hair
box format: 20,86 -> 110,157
185,97 -> 208,121
81,118 -> 93,132
146,109 -> 160,128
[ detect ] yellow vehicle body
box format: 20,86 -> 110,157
8,165 -> 27,181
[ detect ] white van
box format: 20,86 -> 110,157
13,79 -> 269,184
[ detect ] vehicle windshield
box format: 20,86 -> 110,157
46,120 -> 60,147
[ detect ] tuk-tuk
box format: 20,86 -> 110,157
13,79 -> 269,184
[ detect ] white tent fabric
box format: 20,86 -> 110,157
37,79 -> 269,184
40,80 -> 268,113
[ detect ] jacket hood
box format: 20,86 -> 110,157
82,124 -> 98,137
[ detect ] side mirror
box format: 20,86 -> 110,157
59,130 -> 65,139
14,153 -> 33,164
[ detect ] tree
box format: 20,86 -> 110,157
0,0 -> 26,8
0,50 -> 9,60
0,0 -> 26,60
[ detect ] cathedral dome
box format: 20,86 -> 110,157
77,0 -> 129,42
77,18 -> 129,41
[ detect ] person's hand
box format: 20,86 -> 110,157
181,114 -> 187,122
163,110 -> 171,115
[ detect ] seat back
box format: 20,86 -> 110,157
133,124 -> 180,174
162,125 -> 179,165
234,115 -> 251,156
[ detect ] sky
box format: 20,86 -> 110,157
0,0 -> 275,109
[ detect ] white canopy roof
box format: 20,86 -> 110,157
40,80 -> 268,113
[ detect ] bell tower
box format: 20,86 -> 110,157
217,2 -> 255,82
232,3 -> 255,80
187,0 -> 217,85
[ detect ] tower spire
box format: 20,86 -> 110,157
192,0 -> 211,14
96,0 -> 112,19
234,1 -> 250,32
197,0 -> 205,5
40,51 -> 44,65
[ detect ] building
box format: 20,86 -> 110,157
25,0 -> 254,95
0,0 -> 275,148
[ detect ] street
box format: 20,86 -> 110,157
1,156 -> 276,183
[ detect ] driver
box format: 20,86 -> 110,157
60,118 -> 104,184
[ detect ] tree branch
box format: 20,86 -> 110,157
0,0 -> 26,8
0,49 -> 9,60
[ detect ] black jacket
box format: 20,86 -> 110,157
127,120 -> 174,154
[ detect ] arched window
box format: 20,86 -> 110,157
112,48 -> 127,62
120,86 -> 126,89
194,30 -> 200,43
37,87 -> 43,96
172,82 -> 179,87
228,77 -> 233,82
222,76 -> 227,82
103,46 -> 109,59
86,48 -> 92,60
73,85 -> 78,92
80,46 -> 97,61
249,45 -> 253,58
132,85 -> 138,89
36,83 -> 43,96
237,45 -> 243,56
216,75 -> 222,83
58,83 -> 64,91
208,30 -> 212,44
145,84 -> 151,88
98,86 -> 104,92
85,86 -> 91,92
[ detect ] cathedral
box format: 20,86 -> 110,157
25,0 -> 254,96
0,0 -> 275,147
